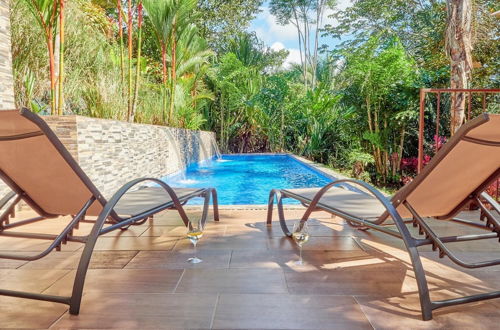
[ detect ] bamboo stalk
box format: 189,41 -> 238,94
127,0 -> 133,121
57,0 -> 65,115
161,43 -> 168,124
117,0 -> 125,92
47,32 -> 56,115
169,19 -> 177,125
131,1 -> 143,122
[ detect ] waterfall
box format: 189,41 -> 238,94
165,129 -> 186,180
209,134 -> 222,160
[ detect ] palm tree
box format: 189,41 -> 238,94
143,0 -> 197,124
173,25 -> 214,127
143,0 -> 174,123
21,0 -> 59,114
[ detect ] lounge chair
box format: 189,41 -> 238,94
0,108 -> 219,314
267,113 -> 500,320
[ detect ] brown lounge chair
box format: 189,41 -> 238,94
267,113 -> 500,320
0,108 -> 219,314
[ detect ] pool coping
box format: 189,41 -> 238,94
182,153 -> 355,210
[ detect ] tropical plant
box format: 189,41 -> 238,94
131,0 -> 143,121
57,0 -> 66,115
143,0 -> 197,124
339,36 -> 417,183
19,0 -> 60,114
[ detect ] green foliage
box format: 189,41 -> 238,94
338,36 -> 418,183
12,0 -> 126,118
207,53 -> 266,152
223,33 -> 288,72
9,0 -> 499,191
194,0 -> 263,52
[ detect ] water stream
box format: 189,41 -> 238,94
165,129 -> 186,180
209,134 -> 222,160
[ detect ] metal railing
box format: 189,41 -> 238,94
418,88 -> 500,200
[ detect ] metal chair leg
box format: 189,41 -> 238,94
210,188 -> 220,222
275,191 -> 292,237
267,190 -> 276,225
69,204 -> 110,315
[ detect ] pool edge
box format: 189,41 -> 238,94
181,153 -> 356,210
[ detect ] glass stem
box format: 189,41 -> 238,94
193,242 -> 197,258
299,246 -> 303,264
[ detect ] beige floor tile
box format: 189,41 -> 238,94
285,267 -> 410,296
149,209 -> 218,226
94,236 -> 178,251
51,292 -> 217,329
141,224 -> 225,237
213,293 -> 372,329
21,250 -> 138,269
99,224 -> 151,237
0,296 -> 68,329
267,236 -> 362,251
44,268 -> 184,296
0,252 -> 29,269
353,219 -> 500,253
1,208 -> 497,329
230,249 -> 383,272
418,251 -> 500,272
0,268 -> 70,293
125,249 -> 231,269
174,234 -> 269,250
4,216 -> 71,233
175,268 -> 287,294
264,222 -> 365,238
356,293 -> 500,329
0,236 -> 82,252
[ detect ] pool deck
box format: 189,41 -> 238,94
0,207 -> 499,329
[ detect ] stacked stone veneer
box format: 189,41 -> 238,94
0,0 -> 15,110
0,116 -> 215,199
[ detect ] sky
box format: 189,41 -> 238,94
248,0 -> 353,67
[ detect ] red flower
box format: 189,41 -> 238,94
401,176 -> 413,185
433,135 -> 447,151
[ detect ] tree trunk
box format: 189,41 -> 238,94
169,20 -> 177,125
127,0 -> 133,122
445,0 -> 473,134
47,33 -> 56,115
311,0 -> 325,89
161,43 -> 168,124
292,7 -> 307,90
57,0 -> 65,115
117,0 -> 125,93
131,22 -> 142,123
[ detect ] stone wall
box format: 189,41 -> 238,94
0,115 -> 215,200
0,0 -> 15,110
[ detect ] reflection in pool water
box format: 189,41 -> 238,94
163,154 -> 335,205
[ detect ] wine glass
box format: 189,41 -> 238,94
292,220 -> 309,265
186,219 -> 204,263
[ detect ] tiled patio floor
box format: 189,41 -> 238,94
0,208 -> 498,329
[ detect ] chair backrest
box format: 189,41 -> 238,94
393,113 -> 500,219
0,109 -> 106,216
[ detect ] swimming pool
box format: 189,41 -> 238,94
163,154 -> 335,205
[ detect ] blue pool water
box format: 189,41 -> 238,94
163,154 -> 334,205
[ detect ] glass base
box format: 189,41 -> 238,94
295,260 -> 305,266
187,257 -> 203,264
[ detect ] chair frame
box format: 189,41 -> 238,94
267,180 -> 500,321
267,114 -> 500,320
0,109 -> 220,314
